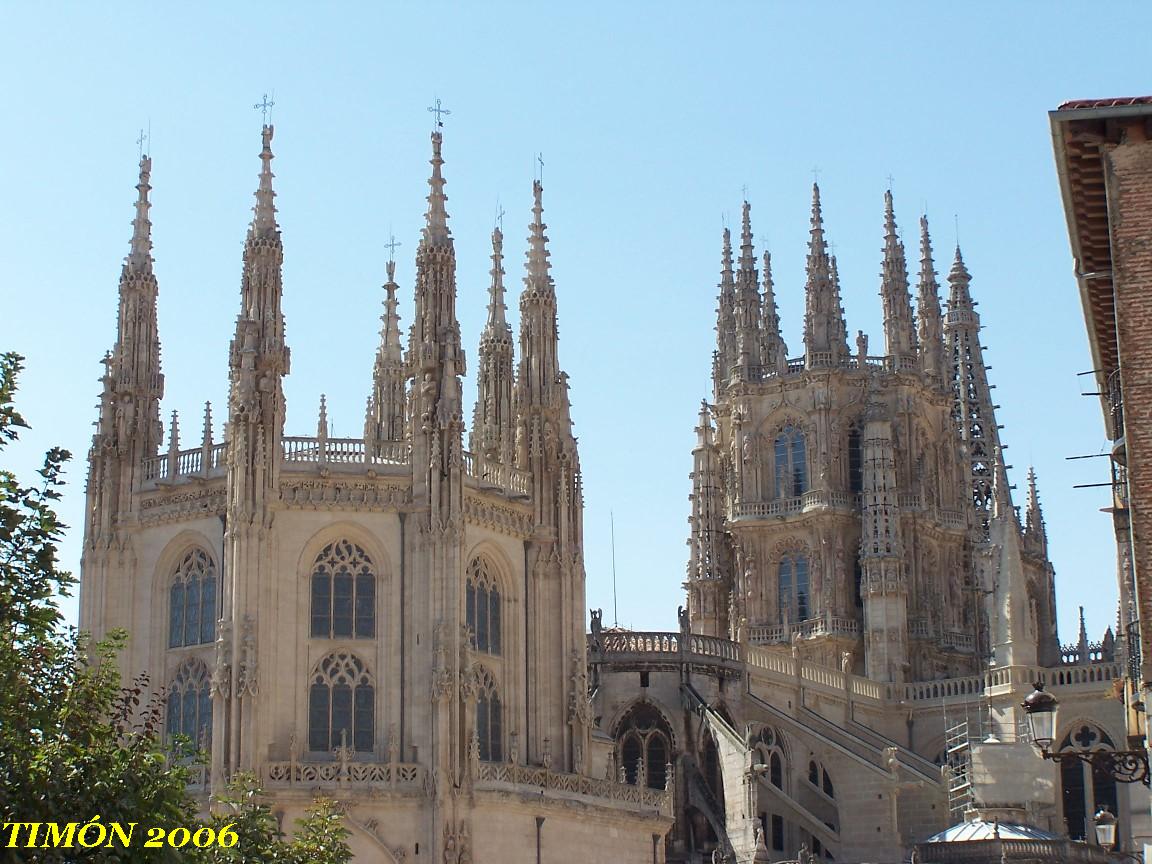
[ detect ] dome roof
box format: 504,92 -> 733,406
924,820 -> 1060,843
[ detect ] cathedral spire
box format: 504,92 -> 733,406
526,180 -> 552,290
732,201 -> 763,376
713,227 -> 737,397
226,122 -> 290,523
686,400 -> 730,638
127,154 -> 154,274
944,243 -> 1003,536
879,190 -> 917,364
803,183 -> 849,367
366,258 -> 406,452
916,215 -> 945,380
250,125 -> 278,239
1023,466 -> 1048,555
422,131 -> 450,246
471,225 -> 516,465
760,250 -> 788,374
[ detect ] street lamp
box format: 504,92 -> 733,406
1021,682 -> 1150,786
1094,807 -> 1142,862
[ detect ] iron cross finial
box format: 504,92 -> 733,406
136,129 -> 148,160
886,173 -> 896,191
383,234 -> 402,265
495,199 -> 505,231
535,152 -> 544,183
254,93 -> 275,125
428,98 -> 451,128
812,166 -> 822,183
741,183 -> 749,201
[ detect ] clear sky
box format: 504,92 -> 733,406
1,2 -> 1147,647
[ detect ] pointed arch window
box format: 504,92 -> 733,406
167,659 -> 211,752
778,555 -> 810,623
310,540 -> 375,639
615,702 -> 675,790
1058,725 -> 1118,842
168,548 -> 217,648
466,556 -> 502,655
848,425 -> 863,494
774,426 -> 807,498
752,727 -> 786,791
308,652 -> 374,753
474,667 -> 503,762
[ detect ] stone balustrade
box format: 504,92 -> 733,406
264,760 -> 425,790
475,763 -> 670,811
143,442 -> 227,481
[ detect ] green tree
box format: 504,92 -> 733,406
0,352 -> 352,862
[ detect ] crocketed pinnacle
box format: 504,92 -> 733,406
525,180 -> 552,291
381,260 -> 403,363
879,190 -> 917,359
733,201 -> 763,370
803,182 -> 848,363
127,154 -> 153,273
916,215 -> 945,378
422,131 -> 451,246
486,226 -> 510,331
250,125 -> 278,238
761,250 -> 787,371
947,245 -> 974,313
1025,466 -> 1046,537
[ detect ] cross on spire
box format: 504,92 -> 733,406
495,199 -> 505,231
886,173 -> 895,190
254,92 -> 275,125
741,183 -> 749,201
811,166 -> 822,182
136,128 -> 148,159
428,98 -> 451,128
384,234 -> 402,265
535,152 -> 544,183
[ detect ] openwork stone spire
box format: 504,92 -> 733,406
760,250 -> 788,374
916,215 -> 945,380
732,201 -> 764,376
407,128 -> 465,526
471,226 -> 515,465
250,125 -> 278,239
803,183 -> 849,367
944,245 -> 1003,536
879,190 -> 917,364
227,123 -> 290,521
712,228 -> 737,398
127,154 -> 154,274
686,401 -> 730,638
366,259 -> 407,453
422,131 -> 450,247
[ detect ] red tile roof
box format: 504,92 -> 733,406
1058,95 -> 1152,110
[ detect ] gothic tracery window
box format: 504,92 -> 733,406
752,727 -> 786,790
475,667 -> 503,762
168,548 -> 217,648
466,556 -> 502,655
310,540 -> 376,639
1058,725 -> 1118,842
308,651 -> 374,753
615,702 -> 674,790
847,425 -> 863,494
778,555 -> 810,623
167,658 -> 211,751
774,426 -> 808,498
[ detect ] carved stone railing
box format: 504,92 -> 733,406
748,615 -> 860,645
1060,640 -> 1113,665
143,443 -> 227,481
282,436 -> 409,466
475,762 -> 670,811
462,452 -> 531,497
592,631 -> 741,664
264,760 -> 425,790
731,489 -> 854,520
893,661 -> 1122,702
941,630 -> 976,651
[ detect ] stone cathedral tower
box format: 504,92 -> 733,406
685,186 -> 1061,682
79,126 -> 670,863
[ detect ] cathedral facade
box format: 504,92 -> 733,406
79,123 -> 1139,863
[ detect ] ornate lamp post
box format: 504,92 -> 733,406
1021,682 -> 1150,786
1094,806 -> 1142,861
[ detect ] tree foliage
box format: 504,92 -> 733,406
0,352 -> 352,862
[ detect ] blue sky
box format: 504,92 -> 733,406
1,3 -> 1146,646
